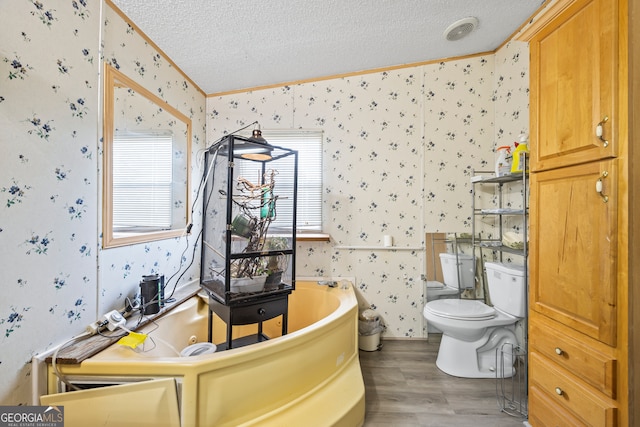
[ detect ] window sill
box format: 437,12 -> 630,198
296,233 -> 331,242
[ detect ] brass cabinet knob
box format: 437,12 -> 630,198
596,115 -> 609,147
596,171 -> 609,203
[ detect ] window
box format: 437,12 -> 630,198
112,131 -> 174,231
238,129 -> 323,233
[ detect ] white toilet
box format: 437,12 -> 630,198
426,252 -> 475,300
423,261 -> 526,378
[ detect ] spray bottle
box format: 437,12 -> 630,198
495,145 -> 512,177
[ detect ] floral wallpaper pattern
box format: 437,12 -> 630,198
0,0 -> 101,404
0,0 -> 528,406
208,41 -> 529,339
0,0 -> 205,405
99,4 -> 206,316
494,41 -> 530,265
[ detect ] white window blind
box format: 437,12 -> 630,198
237,129 -> 323,232
112,132 -> 173,230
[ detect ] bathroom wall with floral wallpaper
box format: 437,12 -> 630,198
99,3 -> 206,316
0,0 -> 528,407
207,40 -> 529,339
0,0 -> 205,405
494,41 -> 530,266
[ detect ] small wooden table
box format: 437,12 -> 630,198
205,287 -> 291,350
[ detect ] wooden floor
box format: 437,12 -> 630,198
359,336 -> 528,427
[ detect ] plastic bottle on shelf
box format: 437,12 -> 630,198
510,134 -> 529,174
495,145 -> 512,177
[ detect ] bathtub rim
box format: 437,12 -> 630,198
66,278 -> 358,370
47,277 -> 355,365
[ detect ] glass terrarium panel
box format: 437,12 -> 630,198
200,146 -> 229,289
200,135 -> 297,302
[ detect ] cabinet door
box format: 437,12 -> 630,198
529,160 -> 617,345
529,0 -> 618,172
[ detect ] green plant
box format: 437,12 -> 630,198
264,236 -> 289,273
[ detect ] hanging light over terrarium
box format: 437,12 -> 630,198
239,126 -> 273,161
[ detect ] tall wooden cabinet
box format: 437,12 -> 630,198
521,0 -> 633,425
529,0 -> 618,171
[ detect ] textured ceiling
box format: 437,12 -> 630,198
109,0 -> 544,95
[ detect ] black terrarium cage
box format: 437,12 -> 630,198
200,133 -> 298,306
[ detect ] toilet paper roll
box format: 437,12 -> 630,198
383,235 -> 393,247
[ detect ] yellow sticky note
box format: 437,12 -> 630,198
117,332 -> 148,349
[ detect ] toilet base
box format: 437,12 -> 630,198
435,327 -> 518,378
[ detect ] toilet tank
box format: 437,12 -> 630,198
484,262 -> 526,317
439,253 -> 475,289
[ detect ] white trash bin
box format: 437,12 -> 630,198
358,309 -> 382,351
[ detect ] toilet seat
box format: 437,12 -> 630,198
426,281 -> 460,297
424,299 -> 496,321
426,281 -> 446,289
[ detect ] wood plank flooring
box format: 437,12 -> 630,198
359,336 -> 527,427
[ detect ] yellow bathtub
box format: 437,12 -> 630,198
42,280 -> 365,427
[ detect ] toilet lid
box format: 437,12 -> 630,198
425,299 -> 496,320
426,281 -> 444,289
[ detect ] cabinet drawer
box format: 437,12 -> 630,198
230,298 -> 288,325
530,320 -> 616,397
529,352 -> 617,427
529,384 -> 587,427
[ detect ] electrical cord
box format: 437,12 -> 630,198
162,121 -> 258,302
135,320 -> 181,357
161,143 -> 215,301
114,312 -> 181,356
163,144 -> 218,301
52,323 -> 137,391
96,328 -> 128,339
51,331 -> 93,392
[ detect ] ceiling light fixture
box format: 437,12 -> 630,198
443,17 -> 479,41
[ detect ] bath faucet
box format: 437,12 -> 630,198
318,279 -> 352,289
317,280 -> 338,287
